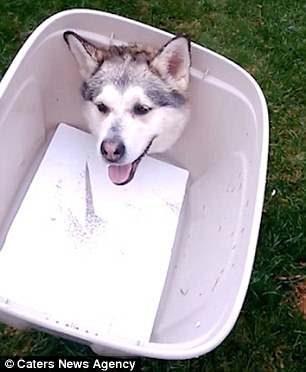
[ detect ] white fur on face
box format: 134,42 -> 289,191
84,84 -> 189,164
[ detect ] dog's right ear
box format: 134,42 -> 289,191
63,31 -> 103,79
151,36 -> 191,92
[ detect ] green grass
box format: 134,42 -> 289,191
0,0 -> 305,370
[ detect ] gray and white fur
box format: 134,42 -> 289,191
64,31 -> 191,184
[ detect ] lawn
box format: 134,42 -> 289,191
0,0 -> 305,370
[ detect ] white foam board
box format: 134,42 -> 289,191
0,123 -> 188,343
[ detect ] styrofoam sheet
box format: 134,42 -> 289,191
0,123 -> 188,344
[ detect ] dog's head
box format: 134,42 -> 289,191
64,31 -> 191,185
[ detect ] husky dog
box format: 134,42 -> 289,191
63,31 -> 191,185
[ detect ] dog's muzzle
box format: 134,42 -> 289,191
106,136 -> 156,185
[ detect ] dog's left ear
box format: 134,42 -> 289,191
151,36 -> 191,91
63,31 -> 104,79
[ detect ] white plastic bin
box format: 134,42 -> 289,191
0,9 -> 269,359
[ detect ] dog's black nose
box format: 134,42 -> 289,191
100,138 -> 126,162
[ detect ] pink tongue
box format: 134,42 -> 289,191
108,163 -> 133,184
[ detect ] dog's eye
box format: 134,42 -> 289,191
133,104 -> 152,116
97,102 -> 109,114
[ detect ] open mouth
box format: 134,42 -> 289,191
107,137 -> 156,185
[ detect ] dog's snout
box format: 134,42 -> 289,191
100,138 -> 126,162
